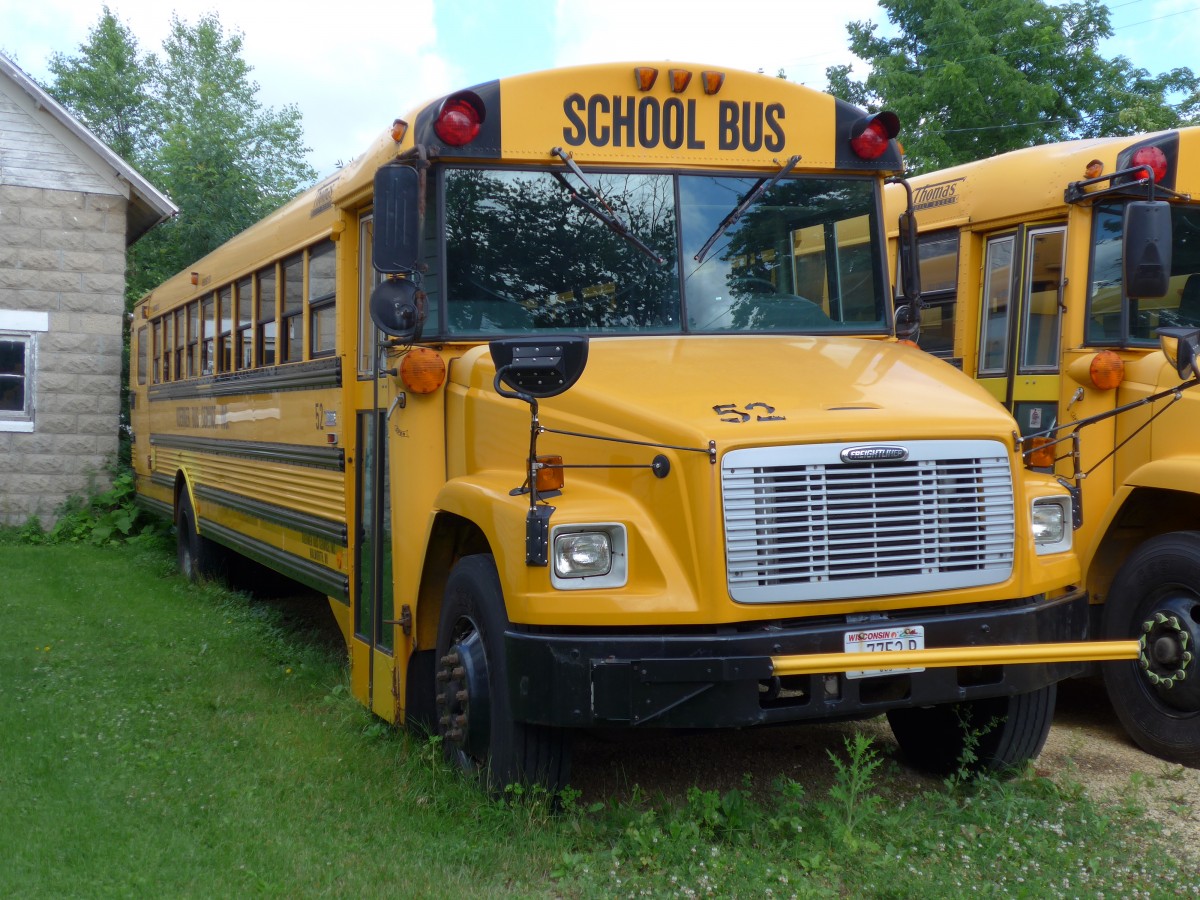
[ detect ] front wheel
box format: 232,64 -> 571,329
1101,532 -> 1200,767
435,554 -> 570,793
887,685 -> 1056,776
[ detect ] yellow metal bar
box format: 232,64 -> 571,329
770,640 -> 1139,677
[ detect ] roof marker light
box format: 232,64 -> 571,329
669,69 -> 692,92
849,111 -> 900,160
701,71 -> 725,95
1131,145 -> 1168,183
433,92 -> 484,146
391,118 -> 408,143
635,67 -> 658,91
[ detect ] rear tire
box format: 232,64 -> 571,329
435,554 -> 570,794
176,494 -> 224,583
887,685 -> 1056,776
1101,532 -> 1200,767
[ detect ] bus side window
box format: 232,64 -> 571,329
218,286 -> 233,372
257,265 -> 277,367
309,240 -> 336,358
281,253 -> 303,362
137,326 -> 147,386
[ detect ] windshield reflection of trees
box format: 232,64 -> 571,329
444,170 -> 680,333
720,180 -> 880,330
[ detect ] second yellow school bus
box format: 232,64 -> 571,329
888,127 -> 1200,766
131,62 -> 1135,790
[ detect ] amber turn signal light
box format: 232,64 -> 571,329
536,455 -> 564,492
1026,437 -> 1056,469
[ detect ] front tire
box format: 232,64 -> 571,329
887,685 -> 1057,776
1101,532 -> 1200,767
435,554 -> 570,793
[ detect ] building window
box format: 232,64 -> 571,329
0,310 -> 48,433
0,336 -> 31,415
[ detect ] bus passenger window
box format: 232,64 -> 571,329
281,253 -> 303,362
174,308 -> 185,381
218,286 -> 233,372
187,302 -> 199,377
161,315 -> 172,381
236,277 -> 253,369
137,326 -> 147,386
257,266 -> 277,367
152,320 -> 162,383
201,294 -> 215,375
309,240 -> 336,357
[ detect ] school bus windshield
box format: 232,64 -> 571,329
439,169 -> 888,336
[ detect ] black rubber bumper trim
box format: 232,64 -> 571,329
505,590 -> 1090,729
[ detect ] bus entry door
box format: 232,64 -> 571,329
354,409 -> 396,720
975,225 -> 1066,436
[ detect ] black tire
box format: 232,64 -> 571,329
176,494 -> 224,583
887,685 -> 1057,776
435,554 -> 570,793
1101,532 -> 1200,767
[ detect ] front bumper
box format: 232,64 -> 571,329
505,589 -> 1137,729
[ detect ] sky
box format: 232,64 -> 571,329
1,0 -> 1196,181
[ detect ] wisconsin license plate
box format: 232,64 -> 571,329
843,625 -> 925,679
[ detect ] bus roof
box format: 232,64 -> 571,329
891,126 -> 1200,230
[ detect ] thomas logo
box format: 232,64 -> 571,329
841,446 -> 909,463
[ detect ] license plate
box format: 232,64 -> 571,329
843,625 -> 925,679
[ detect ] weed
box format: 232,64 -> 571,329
818,732 -> 882,846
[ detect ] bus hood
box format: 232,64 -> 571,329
453,334 -> 1017,450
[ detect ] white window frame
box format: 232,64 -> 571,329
0,310 -> 49,433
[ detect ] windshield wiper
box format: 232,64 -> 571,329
550,147 -> 664,265
693,155 -> 801,265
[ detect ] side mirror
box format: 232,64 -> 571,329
1158,327 -> 1200,380
895,210 -> 923,341
490,336 -> 589,400
369,278 -> 425,342
898,211 -> 922,304
373,165 -> 420,275
1124,201 -> 1172,299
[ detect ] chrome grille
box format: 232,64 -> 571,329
722,440 -> 1015,602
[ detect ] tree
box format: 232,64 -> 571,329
130,13 -> 316,299
45,7 -> 151,164
44,9 -> 318,303
827,0 -> 1199,172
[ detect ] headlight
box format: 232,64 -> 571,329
550,524 -> 627,590
553,532 -> 612,578
1032,497 -> 1071,555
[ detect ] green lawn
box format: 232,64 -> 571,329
1,539 -> 1195,898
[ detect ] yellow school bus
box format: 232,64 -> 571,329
130,62 -> 1135,790
887,127 -> 1200,765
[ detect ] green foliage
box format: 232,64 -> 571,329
42,8 -> 318,306
2,465 -> 152,547
827,0 -> 1200,172
44,5 -> 151,164
818,732 -> 883,846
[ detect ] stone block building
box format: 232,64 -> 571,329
0,53 -> 175,526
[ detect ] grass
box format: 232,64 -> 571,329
2,537 -> 1198,898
